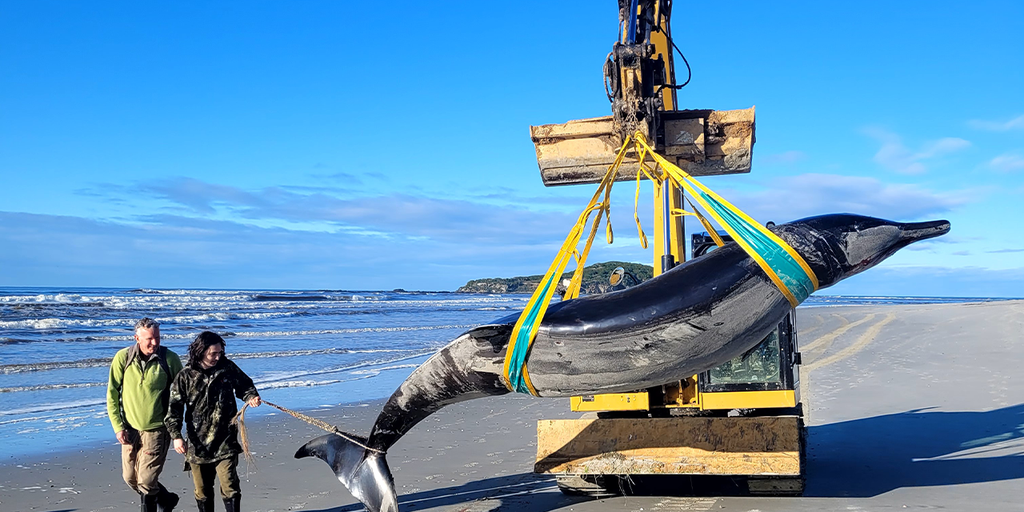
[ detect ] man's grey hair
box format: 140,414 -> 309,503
134,317 -> 160,332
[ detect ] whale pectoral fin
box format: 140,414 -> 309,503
295,434 -> 398,512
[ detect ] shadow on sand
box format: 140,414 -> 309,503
306,403 -> 1024,510
304,472 -> 577,512
805,402 -> 1024,497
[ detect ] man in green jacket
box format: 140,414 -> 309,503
107,317 -> 184,512
166,331 -> 261,512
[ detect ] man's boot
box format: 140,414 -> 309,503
141,492 -> 159,512
223,495 -> 241,512
156,483 -> 179,512
195,498 -> 214,512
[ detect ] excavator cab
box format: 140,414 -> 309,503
693,232 -> 802,405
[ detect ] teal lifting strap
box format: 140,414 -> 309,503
696,189 -> 815,304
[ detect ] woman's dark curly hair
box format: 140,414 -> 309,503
187,331 -> 226,368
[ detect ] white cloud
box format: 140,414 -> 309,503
989,153 -> 1024,173
0,211 -> 572,290
714,173 -> 966,223
865,128 -> 971,175
56,177 -> 663,288
968,114 -> 1024,131
134,177 -> 580,245
921,137 -> 973,156
42,173 -> 976,289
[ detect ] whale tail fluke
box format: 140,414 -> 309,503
295,433 -> 398,512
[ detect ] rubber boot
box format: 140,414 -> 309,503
141,492 -> 160,512
157,483 -> 179,512
223,495 -> 240,512
195,498 -> 213,512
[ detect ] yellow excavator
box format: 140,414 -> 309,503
529,0 -> 804,496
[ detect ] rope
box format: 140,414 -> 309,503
233,403 -> 257,473
232,399 -> 384,459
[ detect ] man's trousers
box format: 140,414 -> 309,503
121,427 -> 170,495
190,455 -> 241,501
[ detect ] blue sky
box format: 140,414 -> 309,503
1,1 -> 1021,296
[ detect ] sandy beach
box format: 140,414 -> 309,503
3,300 -> 1023,512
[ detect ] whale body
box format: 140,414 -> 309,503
296,213 -> 950,512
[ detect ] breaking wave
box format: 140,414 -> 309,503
3,323 -> 474,352
0,341 -> 448,375
0,398 -> 106,418
0,382 -> 106,393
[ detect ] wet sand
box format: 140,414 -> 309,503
2,300 -> 1023,512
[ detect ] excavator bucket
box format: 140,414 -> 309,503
530,107 -> 755,187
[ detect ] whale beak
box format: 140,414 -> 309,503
898,220 -> 951,244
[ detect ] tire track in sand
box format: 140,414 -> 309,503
799,313 -> 860,354
800,312 -> 896,423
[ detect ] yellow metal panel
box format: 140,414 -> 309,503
535,416 -> 802,476
699,390 -> 797,411
662,377 -> 699,406
570,392 -> 650,412
649,9 -> 675,111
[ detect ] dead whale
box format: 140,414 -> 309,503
296,213 -> 950,512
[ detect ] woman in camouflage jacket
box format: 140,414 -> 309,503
166,331 -> 261,512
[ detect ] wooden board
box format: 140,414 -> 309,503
531,107 -> 754,187
535,415 -> 801,476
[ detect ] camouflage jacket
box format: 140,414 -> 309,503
165,358 -> 259,464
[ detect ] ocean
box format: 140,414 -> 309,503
0,287 -> 1013,460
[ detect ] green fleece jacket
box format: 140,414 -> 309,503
107,345 -> 183,432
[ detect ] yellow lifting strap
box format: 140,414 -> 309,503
501,136 -> 635,395
502,132 -> 818,395
631,132 -> 819,307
